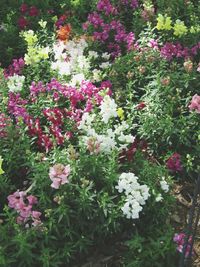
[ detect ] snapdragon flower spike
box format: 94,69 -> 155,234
189,94 -> 200,114
116,172 -> 150,219
49,164 -> 71,189
97,0 -> 118,16
8,92 -> 29,122
85,8 -> 135,57
7,191 -> 42,227
4,58 -> 25,78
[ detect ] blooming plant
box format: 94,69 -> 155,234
0,0 -> 200,266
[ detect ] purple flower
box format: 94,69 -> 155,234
173,233 -> 193,257
166,153 -> 182,172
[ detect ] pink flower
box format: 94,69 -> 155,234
189,94 -> 200,113
49,164 -> 71,189
136,102 -> 146,110
29,6 -> 39,17
27,195 -> 38,205
18,16 -> 28,29
173,233 -> 193,257
7,191 -> 42,227
166,153 -> 182,172
20,3 -> 28,14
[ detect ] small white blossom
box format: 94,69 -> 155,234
155,194 -> 163,202
160,177 -> 169,193
92,69 -> 102,82
102,52 -> 110,60
88,51 -> 98,59
99,62 -> 112,69
100,95 -> 118,123
7,75 -> 25,92
70,73 -> 85,86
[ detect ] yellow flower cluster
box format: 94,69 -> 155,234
22,30 -> 49,65
0,156 -> 4,175
173,20 -> 188,36
156,14 -> 172,30
156,14 -> 189,37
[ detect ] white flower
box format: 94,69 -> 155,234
78,113 -> 96,132
7,75 -> 25,92
102,52 -> 110,60
100,95 -> 118,123
38,20 -> 47,28
118,133 -> 135,144
155,194 -> 163,202
51,38 -> 90,79
70,73 -> 85,86
99,62 -> 111,69
88,51 -> 98,59
160,177 -> 169,193
114,121 -> 129,135
93,69 -> 102,82
116,172 -> 150,219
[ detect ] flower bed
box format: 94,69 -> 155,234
0,1 -> 200,266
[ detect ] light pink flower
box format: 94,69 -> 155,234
189,94 -> 200,113
49,164 -> 71,189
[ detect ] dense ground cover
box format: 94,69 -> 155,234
0,0 -> 200,266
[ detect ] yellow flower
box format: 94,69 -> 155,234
156,14 -> 172,31
173,20 -> 188,36
117,108 -> 125,120
190,25 -> 200,33
0,156 -> 4,175
23,30 -> 38,46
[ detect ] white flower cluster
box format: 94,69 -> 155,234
100,95 -> 118,123
78,112 -> 135,154
116,173 -> 150,219
88,51 -> 111,81
51,39 -> 90,83
7,75 -> 25,92
160,177 -> 169,193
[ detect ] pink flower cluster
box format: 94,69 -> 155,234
84,1 -> 136,57
49,164 -> 71,189
189,94 -> 200,114
18,4 -> 40,30
4,58 -> 25,78
166,153 -> 182,172
173,233 -> 193,257
120,0 -> 139,9
19,79 -> 111,151
7,191 -> 42,227
97,0 -> 118,16
7,78 -> 112,152
0,113 -> 11,138
160,42 -> 200,61
8,92 -> 29,122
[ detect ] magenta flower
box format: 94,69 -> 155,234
20,3 -> 28,14
166,153 -> 182,172
29,6 -> 39,17
189,94 -> 200,114
49,164 -> 71,189
18,16 -> 28,30
173,233 -> 193,257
